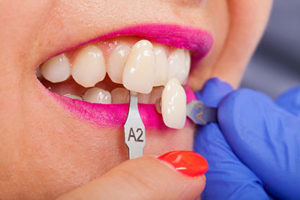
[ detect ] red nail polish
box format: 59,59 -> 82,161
158,151 -> 208,177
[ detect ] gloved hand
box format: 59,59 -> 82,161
194,78 -> 300,200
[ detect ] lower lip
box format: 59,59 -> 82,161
51,86 -> 197,129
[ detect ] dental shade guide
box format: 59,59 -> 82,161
123,93 -> 216,159
124,91 -> 146,159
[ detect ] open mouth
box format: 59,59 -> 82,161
36,24 -> 213,130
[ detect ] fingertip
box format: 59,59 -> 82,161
158,151 -> 209,177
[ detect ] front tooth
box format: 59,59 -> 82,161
40,54 -> 70,83
111,87 -> 129,104
168,49 -> 191,84
72,45 -> 106,88
107,43 -> 131,84
153,44 -> 168,86
83,87 -> 111,104
123,40 -> 155,94
162,78 -> 186,129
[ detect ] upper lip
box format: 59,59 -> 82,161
47,24 -> 213,68
41,23 -> 213,129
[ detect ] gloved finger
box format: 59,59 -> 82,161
194,123 -> 270,200
218,89 -> 300,199
56,152 -> 207,200
194,77 -> 233,107
276,86 -> 300,116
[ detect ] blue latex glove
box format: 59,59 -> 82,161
194,78 -> 300,200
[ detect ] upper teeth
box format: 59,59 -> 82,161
39,39 -> 191,129
40,54 -> 71,83
107,43 -> 131,84
168,49 -> 191,84
153,44 -> 169,86
72,45 -> 106,88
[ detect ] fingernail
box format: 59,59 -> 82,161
158,151 -> 208,177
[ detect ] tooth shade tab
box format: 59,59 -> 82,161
107,43 -> 131,84
168,49 -> 191,84
83,87 -> 111,104
123,40 -> 155,94
162,78 -> 187,129
72,45 -> 106,88
40,54 -> 71,83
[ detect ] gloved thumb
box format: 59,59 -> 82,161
218,89 -> 300,199
57,151 -> 208,200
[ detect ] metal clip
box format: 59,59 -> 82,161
186,100 -> 218,125
124,92 -> 146,159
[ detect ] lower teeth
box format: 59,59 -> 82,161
41,75 -> 186,129
41,76 -> 164,105
63,94 -> 82,100
82,87 -> 112,104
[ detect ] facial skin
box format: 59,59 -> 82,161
0,0 -> 272,199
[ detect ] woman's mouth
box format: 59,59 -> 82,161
36,24 -> 213,130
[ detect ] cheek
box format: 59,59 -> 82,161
188,1 -> 230,90
0,126 -> 127,199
